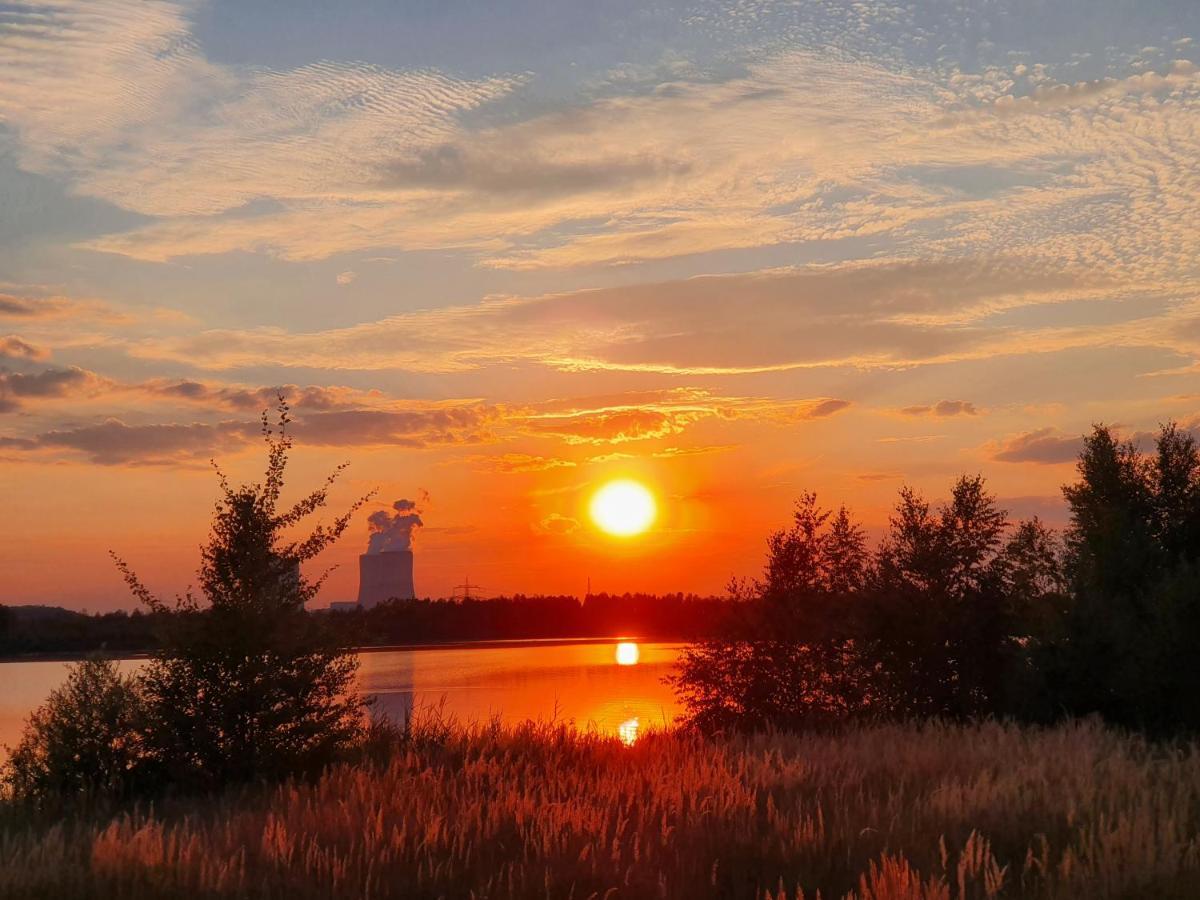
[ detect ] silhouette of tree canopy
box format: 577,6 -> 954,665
671,493 -> 880,732
111,399 -> 373,787
674,476 -> 1066,730
675,422 -> 1200,735
1046,423 -> 1200,732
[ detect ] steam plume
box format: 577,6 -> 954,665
366,499 -> 423,553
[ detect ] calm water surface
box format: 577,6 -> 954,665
0,640 -> 687,753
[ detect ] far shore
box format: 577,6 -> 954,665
0,634 -> 663,665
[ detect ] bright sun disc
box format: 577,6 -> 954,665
590,479 -> 657,537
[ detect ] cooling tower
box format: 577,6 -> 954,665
357,550 -> 415,608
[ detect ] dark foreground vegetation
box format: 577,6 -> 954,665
677,422 -> 1200,737
4,715 -> 1200,899
5,404 -> 1200,897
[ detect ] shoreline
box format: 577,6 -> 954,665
0,634 -> 661,665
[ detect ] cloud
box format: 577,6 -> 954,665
0,336 -> 49,362
588,452 -> 634,464
0,294 -> 108,320
18,419 -> 254,466
0,295 -> 61,317
1,380 -> 811,461
336,271 -> 357,286
516,389 -> 850,445
140,380 -> 383,412
964,61 -> 1200,122
526,407 -> 703,445
535,513 -> 579,535
60,43 -> 938,264
992,428 -> 1084,464
0,1 -> 520,224
473,453 -> 577,474
0,402 -> 498,464
0,290 -> 190,336
877,434 -> 945,444
2,0 -> 1199,292
0,365 -> 109,412
755,398 -> 853,422
289,407 -> 497,448
378,142 -> 692,197
900,400 -> 980,417
125,257 -> 1117,375
651,445 -> 734,459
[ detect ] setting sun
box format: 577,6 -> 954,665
590,480 -> 657,537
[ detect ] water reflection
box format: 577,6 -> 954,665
618,716 -> 639,746
357,640 -> 684,745
0,641 -> 687,754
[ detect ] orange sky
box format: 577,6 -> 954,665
2,1 -> 1199,609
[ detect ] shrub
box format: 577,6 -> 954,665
110,398 -> 373,789
3,658 -> 150,806
673,479 -> 1065,731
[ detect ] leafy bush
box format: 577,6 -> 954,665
111,399 -> 372,788
673,478 -> 1066,730
3,658 -> 150,806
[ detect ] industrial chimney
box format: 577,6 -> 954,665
357,550 -> 415,608
357,499 -> 422,608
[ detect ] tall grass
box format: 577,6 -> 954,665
2,718 -> 1198,898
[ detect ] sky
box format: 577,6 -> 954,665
1,0 -> 1199,610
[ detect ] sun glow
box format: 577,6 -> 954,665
590,480 -> 657,537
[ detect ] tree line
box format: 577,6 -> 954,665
0,593 -> 737,658
336,593 -> 736,645
674,422 -> 1200,735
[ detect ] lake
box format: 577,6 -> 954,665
0,639 -> 688,753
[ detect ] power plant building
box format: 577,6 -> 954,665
357,550 -> 416,608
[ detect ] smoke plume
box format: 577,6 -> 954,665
366,499 -> 424,553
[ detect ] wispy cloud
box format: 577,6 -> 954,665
0,1 -> 1192,292
900,400 -> 980,417
0,0 -> 520,225
0,401 -> 499,465
991,428 -> 1085,465
122,258 -> 1131,375
0,336 -> 49,362
471,453 -> 578,474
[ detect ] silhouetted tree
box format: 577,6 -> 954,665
1050,423 -> 1200,731
671,494 -> 878,731
673,476 -> 1065,731
1153,422 -> 1200,563
867,476 -> 1017,718
112,399 -> 372,787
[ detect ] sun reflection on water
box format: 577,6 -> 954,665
615,642 -> 640,666
618,716 -> 639,746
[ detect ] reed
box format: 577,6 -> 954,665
2,717 -> 1198,899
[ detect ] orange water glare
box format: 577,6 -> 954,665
615,642 -> 640,666
618,717 -> 639,746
